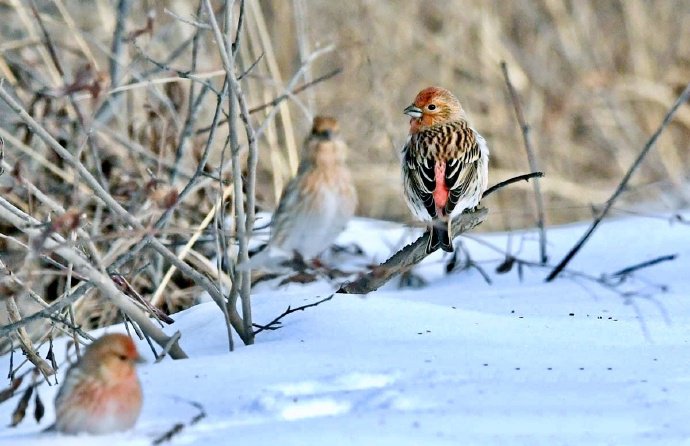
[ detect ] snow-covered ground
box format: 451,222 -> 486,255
1,212 -> 689,445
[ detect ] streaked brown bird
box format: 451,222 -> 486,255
261,116 -> 357,263
401,86 -> 489,253
52,333 -> 143,435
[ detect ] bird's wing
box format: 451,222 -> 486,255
269,174 -> 309,247
402,134 -> 437,219
444,126 -> 482,215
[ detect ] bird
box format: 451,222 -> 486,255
51,333 -> 143,435
401,86 -> 489,253
257,116 -> 357,266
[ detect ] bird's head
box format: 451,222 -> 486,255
404,86 -> 465,133
310,116 -> 340,140
81,333 -> 144,379
303,115 -> 347,167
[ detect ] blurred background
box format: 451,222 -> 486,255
267,0 -> 690,230
1,0 -> 689,235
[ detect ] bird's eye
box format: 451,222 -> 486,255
118,354 -> 128,361
427,104 -> 436,111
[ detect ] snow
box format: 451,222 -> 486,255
1,212 -> 689,445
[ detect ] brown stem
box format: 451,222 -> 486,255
500,61 -> 547,264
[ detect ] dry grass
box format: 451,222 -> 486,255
0,0 -> 688,343
264,0 -> 690,228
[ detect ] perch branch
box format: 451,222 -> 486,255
337,209 -> 488,294
337,172 -> 543,294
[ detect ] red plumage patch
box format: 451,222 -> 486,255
433,161 -> 449,216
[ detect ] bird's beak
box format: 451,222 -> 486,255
403,104 -> 423,119
135,354 -> 146,364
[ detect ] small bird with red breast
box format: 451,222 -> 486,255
259,116 -> 357,264
52,333 -> 143,435
401,86 -> 489,253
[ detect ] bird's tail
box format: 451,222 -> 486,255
426,226 -> 453,254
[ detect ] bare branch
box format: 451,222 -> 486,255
4,297 -> 55,379
164,7 -> 211,29
482,172 -> 544,198
337,209 -> 488,294
337,172 -> 543,294
546,82 -> 690,282
110,0 -> 133,87
500,61 -> 547,264
0,197 -> 188,359
0,80 -> 242,356
171,0 -> 209,183
195,65 -> 341,135
253,295 -> 334,335
151,399 -> 206,445
249,67 -> 341,115
610,254 -> 677,278
204,0 -> 254,345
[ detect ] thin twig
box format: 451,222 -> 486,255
253,295 -> 334,335
0,136 -> 4,177
171,0 -> 207,183
130,40 -> 221,96
110,0 -> 132,87
233,1 -> 258,345
0,196 -> 189,359
0,283 -> 89,339
0,258 -> 90,339
163,7 -> 211,29
4,297 -> 55,380
154,331 -> 182,363
610,254 -> 677,278
28,0 -> 109,188
293,0 -> 315,113
204,0 -> 255,345
249,67 -> 341,114
482,172 -> 544,198
500,61 -> 547,264
195,67 -> 341,135
0,80 -> 227,357
151,399 -> 206,445
546,82 -> 690,282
